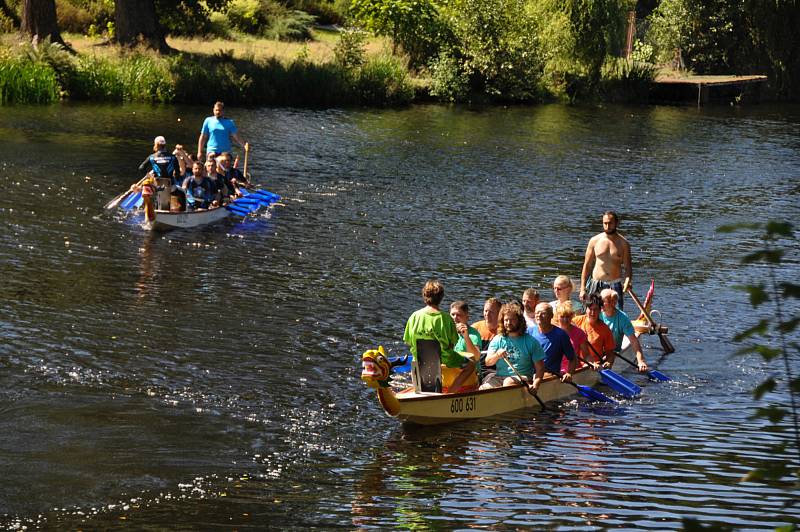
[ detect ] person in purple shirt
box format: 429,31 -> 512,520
197,101 -> 247,161
528,302 -> 576,383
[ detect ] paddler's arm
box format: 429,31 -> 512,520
231,131 -> 246,150
138,156 -> 151,173
626,333 -> 648,372
197,132 -> 208,161
530,360 -> 544,392
484,348 -> 505,367
456,323 -> 481,360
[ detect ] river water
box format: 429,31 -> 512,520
0,102 -> 798,530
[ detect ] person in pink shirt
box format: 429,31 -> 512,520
554,301 -> 591,372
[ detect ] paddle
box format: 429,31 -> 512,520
119,190 -> 143,211
104,176 -> 147,210
615,351 -> 672,382
627,287 -> 675,354
243,142 -> 249,182
564,379 -> 616,403
582,341 -> 641,398
578,355 -> 641,398
501,354 -> 546,410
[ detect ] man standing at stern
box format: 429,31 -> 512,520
580,210 -> 632,309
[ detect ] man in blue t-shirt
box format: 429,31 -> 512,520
197,101 -> 247,161
529,302 -> 576,382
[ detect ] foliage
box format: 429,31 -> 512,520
154,0 -> 231,36
427,50 -> 468,102
226,0 -> 316,40
262,9 -> 316,41
532,0 -> 632,100
349,0 -> 447,69
0,49 -> 60,104
710,221 -> 800,502
644,0 -> 800,100
599,57 -> 655,102
333,28 -> 367,70
65,52 -> 175,102
352,53 -> 413,105
442,0 -> 544,101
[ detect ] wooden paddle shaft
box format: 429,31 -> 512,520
627,288 -> 656,331
501,354 -> 546,409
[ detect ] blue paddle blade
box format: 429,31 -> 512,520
119,191 -> 142,210
225,204 -> 251,216
648,369 -> 672,382
574,383 -> 616,403
600,369 -> 641,399
250,190 -> 280,202
389,355 -> 412,374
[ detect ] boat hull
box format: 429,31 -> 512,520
386,365 -> 603,426
144,207 -> 230,231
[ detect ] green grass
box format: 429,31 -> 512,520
0,54 -> 60,104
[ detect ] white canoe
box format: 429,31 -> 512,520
143,207 -> 231,231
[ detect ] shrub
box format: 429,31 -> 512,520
428,50 -> 469,102
263,9 -> 316,41
599,57 -> 655,102
354,53 -> 413,105
333,28 -> 366,71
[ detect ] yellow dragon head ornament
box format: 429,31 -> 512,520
361,346 -> 392,389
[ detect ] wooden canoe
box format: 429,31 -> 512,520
361,347 -> 623,426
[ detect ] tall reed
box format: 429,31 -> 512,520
0,54 -> 60,104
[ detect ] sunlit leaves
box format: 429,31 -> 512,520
752,377 -> 776,399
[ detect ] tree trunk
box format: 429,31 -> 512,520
114,0 -> 169,52
21,0 -> 65,45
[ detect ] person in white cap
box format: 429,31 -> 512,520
139,135 -> 185,211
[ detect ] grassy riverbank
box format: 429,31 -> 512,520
0,30 -> 415,106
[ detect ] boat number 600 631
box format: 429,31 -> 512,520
450,396 -> 476,413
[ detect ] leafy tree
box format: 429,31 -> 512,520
441,0 -> 543,101
349,0 -> 448,68
532,0 -> 631,98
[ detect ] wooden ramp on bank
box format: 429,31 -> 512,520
651,74 -> 768,105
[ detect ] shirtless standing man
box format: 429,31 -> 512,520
580,211 -> 631,309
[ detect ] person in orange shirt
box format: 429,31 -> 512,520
471,297 -> 502,380
572,293 -> 616,368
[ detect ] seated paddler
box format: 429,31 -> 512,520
480,302 -> 545,391
402,279 -> 477,393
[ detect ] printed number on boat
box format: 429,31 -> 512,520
450,396 -> 477,414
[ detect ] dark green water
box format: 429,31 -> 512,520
1,101 -> 798,529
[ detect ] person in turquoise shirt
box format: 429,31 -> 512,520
449,300 -> 482,360
599,288 -> 649,372
403,279 -> 468,369
480,302 -> 545,391
197,101 -> 247,161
